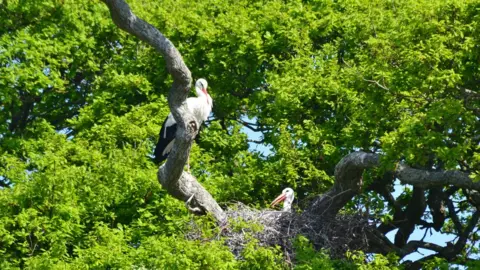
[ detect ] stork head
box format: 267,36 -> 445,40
270,187 -> 295,212
195,78 -> 209,97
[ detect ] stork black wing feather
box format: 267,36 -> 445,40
153,116 -> 177,164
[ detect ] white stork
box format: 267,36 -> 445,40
270,187 -> 295,212
154,78 -> 212,165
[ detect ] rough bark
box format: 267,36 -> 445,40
306,152 -> 379,216
396,163 -> 479,190
307,151 -> 476,218
102,0 -> 225,223
427,188 -> 446,231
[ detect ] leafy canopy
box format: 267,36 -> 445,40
0,0 -> 479,268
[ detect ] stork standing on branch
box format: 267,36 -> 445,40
154,78 -> 212,168
102,0 -> 226,223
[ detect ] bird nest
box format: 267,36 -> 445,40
186,203 -> 372,261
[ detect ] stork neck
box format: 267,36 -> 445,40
195,87 -> 206,97
283,196 -> 294,211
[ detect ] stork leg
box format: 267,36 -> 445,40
185,194 -> 195,206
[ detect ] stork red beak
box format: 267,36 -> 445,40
202,88 -> 210,105
270,193 -> 286,208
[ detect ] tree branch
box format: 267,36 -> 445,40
369,173 -> 406,234
394,187 -> 426,247
449,210 -> 480,258
236,119 -> 271,132
307,152 -> 379,216
403,211 -> 480,268
427,188 -> 446,231
0,179 -> 10,188
445,197 -> 463,233
304,151 -> 476,261
402,240 -> 445,254
457,86 -> 480,98
102,0 -> 225,223
396,163 -> 478,190
306,151 -> 474,221
363,78 -> 390,91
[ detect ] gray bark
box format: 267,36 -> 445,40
102,0 -> 226,223
307,152 -> 379,216
305,151 -> 477,266
307,151 -> 475,218
396,163 -> 479,190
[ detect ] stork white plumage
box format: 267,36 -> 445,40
154,79 -> 212,165
270,188 -> 295,212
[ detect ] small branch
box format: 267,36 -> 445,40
247,139 -> 265,144
456,86 -> 480,98
402,254 -> 438,270
341,58 -> 391,91
464,189 -> 480,209
450,210 -> 480,257
400,211 -> 480,268
402,240 -> 445,254
365,227 -> 401,254
445,186 -> 459,197
236,119 -> 271,132
0,180 -> 11,188
445,198 -> 463,233
363,78 -> 390,91
417,219 -> 435,230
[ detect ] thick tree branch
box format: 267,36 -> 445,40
402,240 -> 445,254
307,152 -> 379,216
306,151 -> 475,219
428,188 -> 446,231
304,151 -> 476,263
394,187 -> 426,247
102,0 -> 225,223
396,163 -> 478,190
369,173 -> 406,234
464,189 -> 480,209
102,0 -> 190,85
306,151 -> 474,219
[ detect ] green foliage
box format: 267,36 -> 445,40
1,0 -> 479,268
294,235 -> 401,270
239,240 -> 286,270
293,235 -> 343,270
420,257 -> 464,270
346,251 -> 401,270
